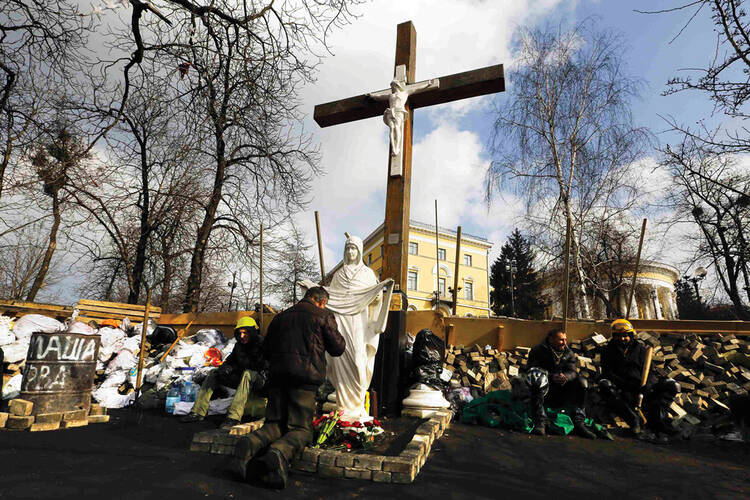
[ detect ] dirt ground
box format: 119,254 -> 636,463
0,409 -> 748,500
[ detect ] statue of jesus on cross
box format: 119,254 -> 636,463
367,65 -> 439,157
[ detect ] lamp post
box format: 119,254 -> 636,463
684,267 -> 707,304
505,259 -> 517,317
227,271 -> 237,311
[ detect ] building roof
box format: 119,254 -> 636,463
361,220 -> 493,250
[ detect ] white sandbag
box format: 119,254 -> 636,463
100,370 -> 127,388
131,319 -> 156,338
106,350 -> 137,374
120,335 -> 141,354
12,314 -> 63,341
2,340 -> 30,364
156,367 -> 178,389
0,316 -> 15,346
144,363 -> 163,384
2,373 -> 22,400
165,355 -> 188,370
97,327 -> 127,363
186,345 -> 210,368
66,321 -> 96,335
192,328 -> 226,348
92,386 -> 135,408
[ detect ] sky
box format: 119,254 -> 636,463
293,0 -> 725,276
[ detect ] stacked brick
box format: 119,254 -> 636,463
444,332 -> 750,433
0,400 -> 109,432
189,410 -> 453,484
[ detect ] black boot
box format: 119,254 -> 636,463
180,412 -> 204,423
220,418 -> 241,429
261,448 -> 289,489
531,421 -> 547,436
574,420 -> 597,439
231,436 -> 257,481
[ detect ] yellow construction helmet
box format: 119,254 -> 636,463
611,318 -> 635,334
235,316 -> 258,331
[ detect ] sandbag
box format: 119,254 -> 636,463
12,314 -> 63,341
67,321 -> 97,335
2,340 -> 30,364
2,373 -> 22,400
192,328 -> 226,348
0,316 -> 15,346
92,386 -> 135,408
106,350 -> 137,374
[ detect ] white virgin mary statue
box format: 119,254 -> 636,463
300,235 -> 394,420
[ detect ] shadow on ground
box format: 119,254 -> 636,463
0,410 -> 747,500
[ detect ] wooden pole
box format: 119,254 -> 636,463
452,226 -> 462,315
135,287 -> 152,396
159,319 -> 194,363
435,200 -> 440,302
259,224 -> 264,334
562,218 -> 572,333
626,219 -> 647,320
315,211 -> 326,282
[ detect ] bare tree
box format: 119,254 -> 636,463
267,223 -> 319,307
487,21 -> 651,318
661,135 -> 750,318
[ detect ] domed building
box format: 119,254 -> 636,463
540,260 -> 680,320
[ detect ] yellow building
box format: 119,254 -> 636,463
331,221 -> 493,317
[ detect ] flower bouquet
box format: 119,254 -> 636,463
312,411 -> 386,451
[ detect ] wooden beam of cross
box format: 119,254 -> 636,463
313,21 -> 504,291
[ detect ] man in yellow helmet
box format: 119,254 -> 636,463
181,316 -> 268,428
598,319 -> 680,440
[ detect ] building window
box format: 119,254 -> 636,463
464,281 -> 474,300
409,242 -> 418,255
438,248 -> 446,260
464,254 -> 472,266
368,254 -> 372,265
438,277 -> 446,297
407,271 -> 418,290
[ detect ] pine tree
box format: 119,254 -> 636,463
674,277 -> 706,320
489,229 -> 545,318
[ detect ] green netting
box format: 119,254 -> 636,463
460,389 -> 609,437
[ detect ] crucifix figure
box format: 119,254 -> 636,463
367,65 -> 439,175
314,21 -> 504,293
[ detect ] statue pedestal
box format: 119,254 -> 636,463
401,383 -> 450,418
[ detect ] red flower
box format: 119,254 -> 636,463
340,420 -> 351,427
373,419 -> 382,427
352,421 -> 363,428
349,430 -> 357,437
345,442 -> 352,449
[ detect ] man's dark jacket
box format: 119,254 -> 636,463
263,298 -> 345,389
215,326 -> 266,387
600,338 -> 656,393
527,342 -> 578,382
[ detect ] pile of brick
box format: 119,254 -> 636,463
443,332 -> 750,434
0,399 -> 110,432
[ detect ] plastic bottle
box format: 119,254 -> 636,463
165,384 -> 180,414
181,381 -> 194,402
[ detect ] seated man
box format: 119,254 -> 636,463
525,328 -> 596,438
181,317 -> 267,428
598,319 -> 680,439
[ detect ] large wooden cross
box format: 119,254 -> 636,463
314,21 -> 504,291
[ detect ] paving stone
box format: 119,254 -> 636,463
63,409 -> 87,422
30,421 -> 60,432
61,419 -> 88,429
392,470 -> 416,484
383,458 -> 415,474
335,455 -> 355,467
318,465 -> 344,478
35,412 -> 63,424
7,415 -> 34,429
354,455 -> 384,471
9,399 -> 33,416
190,442 -> 212,453
0,412 -> 9,428
372,470 -> 392,483
318,451 -> 337,466
344,467 -> 372,480
295,460 -> 318,473
88,415 -> 110,424
89,404 -> 106,416
301,448 -> 321,464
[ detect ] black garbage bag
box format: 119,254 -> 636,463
148,326 -> 177,347
410,328 -> 445,390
